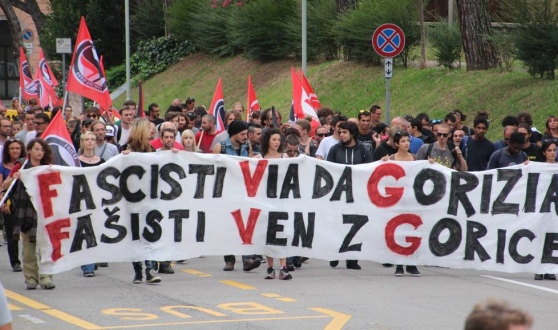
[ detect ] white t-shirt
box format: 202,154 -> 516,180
0,281 -> 12,326
95,142 -> 120,161
211,131 -> 229,149
24,130 -> 38,145
315,136 -> 339,159
117,126 -> 131,146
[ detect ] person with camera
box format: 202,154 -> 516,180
416,123 -> 467,171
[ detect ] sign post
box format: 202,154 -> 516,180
56,38 -> 72,87
372,23 -> 405,124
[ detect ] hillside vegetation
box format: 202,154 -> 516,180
115,53 -> 558,140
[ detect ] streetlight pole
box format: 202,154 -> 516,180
125,0 -> 131,100
302,0 -> 307,74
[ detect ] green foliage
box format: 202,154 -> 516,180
502,0 -> 558,79
131,0 -> 167,40
428,22 -> 462,69
284,0 -> 339,60
484,29 -> 515,72
131,35 -> 193,81
41,0 -> 88,59
168,0 -> 239,57
228,0 -> 297,60
105,64 -> 127,91
335,0 -> 421,67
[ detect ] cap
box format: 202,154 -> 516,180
105,126 -> 115,137
227,120 -> 248,137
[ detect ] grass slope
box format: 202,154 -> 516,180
115,53 -> 558,140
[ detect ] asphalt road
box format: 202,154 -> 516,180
1,249 -> 558,329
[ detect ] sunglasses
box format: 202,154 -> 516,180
430,119 -> 442,125
34,121 -> 46,125
359,110 -> 371,115
437,133 -> 449,137
316,133 -> 328,137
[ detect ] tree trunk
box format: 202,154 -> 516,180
417,0 -> 427,69
336,0 -> 357,14
8,0 -> 45,35
455,0 -> 500,70
0,0 -> 23,53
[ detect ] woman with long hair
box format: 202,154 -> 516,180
542,115 -> 558,143
259,128 -> 292,280
2,139 -> 55,290
534,140 -> 558,281
181,129 -> 199,152
78,132 -> 105,277
121,118 -> 162,284
0,140 -> 26,272
382,131 -> 423,277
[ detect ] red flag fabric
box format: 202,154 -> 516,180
19,47 -> 38,100
42,110 -> 80,166
36,49 -> 59,107
66,17 -> 112,111
300,71 -> 321,110
246,75 -> 260,121
209,78 -> 225,132
34,68 -> 50,108
291,68 -> 320,136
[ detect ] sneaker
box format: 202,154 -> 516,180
41,281 -> 56,290
26,280 -> 38,290
382,263 -> 393,267
146,269 -> 161,284
292,257 -> 302,268
265,267 -> 276,279
176,260 -> 187,263
133,272 -> 143,284
329,260 -> 339,268
158,264 -> 175,274
405,266 -> 421,277
223,261 -> 235,271
98,262 -> 108,267
534,274 -> 543,280
346,260 -> 361,270
394,266 -> 404,277
301,257 -> 309,263
287,263 -> 295,272
279,266 -> 292,280
84,272 -> 95,278
544,273 -> 556,280
243,258 -> 262,272
12,263 -> 22,272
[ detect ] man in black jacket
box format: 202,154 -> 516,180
327,121 -> 372,270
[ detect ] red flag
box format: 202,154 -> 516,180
138,80 -> 145,118
34,68 -> 50,108
246,75 -> 260,121
66,17 -> 112,111
291,68 -> 320,135
19,47 -> 38,100
300,71 -> 321,110
209,78 -> 225,132
36,49 -> 59,107
42,110 -> 80,167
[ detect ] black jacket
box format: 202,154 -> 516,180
327,140 -> 373,165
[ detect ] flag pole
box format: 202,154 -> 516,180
18,87 -> 22,107
0,159 -> 28,208
196,130 -> 204,150
62,91 -> 68,117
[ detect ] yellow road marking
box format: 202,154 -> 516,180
8,302 -> 23,311
277,297 -> 297,302
310,307 -> 352,330
99,315 -> 331,329
261,293 -> 297,302
182,269 -> 212,277
220,280 -> 255,290
5,289 -> 103,329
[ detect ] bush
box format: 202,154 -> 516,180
168,0 -> 239,57
130,35 -> 193,81
429,22 -> 462,69
503,0 -> 558,79
284,0 -> 339,61
228,0 -> 298,60
105,64 -> 126,91
335,0 -> 420,67
484,29 -> 515,72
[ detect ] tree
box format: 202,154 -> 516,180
0,0 -> 23,52
417,0 -> 428,69
455,0 -> 500,70
336,0 -> 358,14
8,0 -> 45,35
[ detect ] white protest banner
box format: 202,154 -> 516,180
20,152 -> 558,274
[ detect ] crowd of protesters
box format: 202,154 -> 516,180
0,95 -> 556,289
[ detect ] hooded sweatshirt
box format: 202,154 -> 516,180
326,140 -> 373,165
